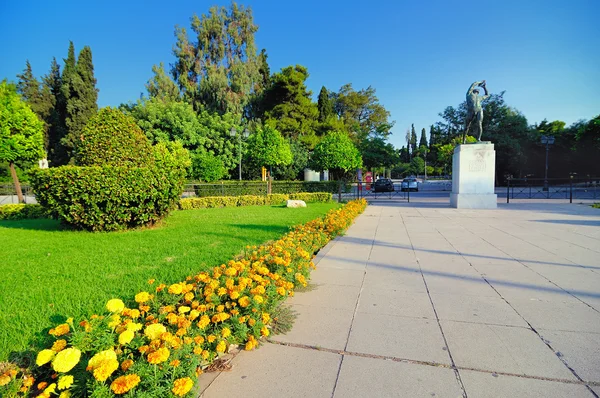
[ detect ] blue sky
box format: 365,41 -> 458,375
1,0 -> 598,149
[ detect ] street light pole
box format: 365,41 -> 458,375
541,135 -> 555,192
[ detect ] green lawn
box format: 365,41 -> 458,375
0,203 -> 339,360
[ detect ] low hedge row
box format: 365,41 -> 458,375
0,204 -> 48,221
179,192 -> 333,210
191,181 -> 350,197
0,199 -> 367,397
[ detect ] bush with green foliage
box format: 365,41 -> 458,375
30,108 -> 190,231
190,150 -> 227,182
179,192 -> 332,210
192,180 -> 348,197
0,204 -> 47,220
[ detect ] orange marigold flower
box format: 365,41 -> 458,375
172,377 -> 194,397
49,323 -> 70,337
238,296 -> 251,308
184,292 -> 194,302
147,347 -> 170,364
110,374 -> 140,395
51,339 -> 67,352
148,279 -> 155,284
170,359 -> 180,367
121,359 -> 134,371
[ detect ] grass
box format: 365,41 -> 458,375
0,203 -> 339,361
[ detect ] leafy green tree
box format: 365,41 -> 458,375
435,136 -> 477,175
273,140 -> 310,180
62,45 -> 99,160
247,125 -> 292,173
333,84 -> 393,140
0,81 -> 45,202
408,157 -> 425,176
190,150 -> 226,182
262,65 -> 319,148
146,63 -> 180,102
310,131 -> 362,201
317,86 -> 333,122
171,3 -> 260,115
360,137 -> 399,170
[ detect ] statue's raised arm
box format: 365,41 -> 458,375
463,80 -> 490,143
467,81 -> 483,95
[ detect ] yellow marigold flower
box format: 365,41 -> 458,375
129,309 -> 141,319
87,349 -> 117,370
253,295 -> 264,304
52,347 -> 81,373
36,349 -> 56,366
49,323 -> 70,337
110,374 -> 140,395
184,292 -> 194,302
126,322 -> 142,332
262,313 -> 271,324
57,375 -> 73,390
51,339 -> 67,353
261,326 -> 270,337
276,287 -> 286,296
193,345 -> 203,355
238,296 -> 251,308
92,358 -> 119,381
216,340 -> 226,353
135,291 -> 152,303
197,315 -> 210,329
221,327 -> 232,338
147,347 -> 170,364
248,318 -> 256,327
172,377 -> 194,397
207,334 -> 216,343
168,283 -> 183,295
178,306 -> 191,314
44,383 -> 57,393
119,330 -> 135,345
121,359 -> 134,371
106,299 -> 125,313
216,305 -> 225,312
194,335 -> 205,345
229,291 -> 240,300
23,375 -> 35,387
211,312 -> 230,323
59,390 -> 72,398
188,310 -> 200,320
0,374 -> 11,386
144,324 -> 167,340
107,314 -> 121,329
170,359 -> 181,367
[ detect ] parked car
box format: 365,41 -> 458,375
374,178 -> 395,192
401,177 -> 418,192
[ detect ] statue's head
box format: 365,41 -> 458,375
473,89 -> 480,94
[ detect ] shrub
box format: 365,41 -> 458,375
190,151 -> 226,182
0,204 -> 47,220
192,181 -> 348,197
30,108 -> 190,232
178,192 -> 331,210
74,107 -> 154,167
0,200 -> 367,397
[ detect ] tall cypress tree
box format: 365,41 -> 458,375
410,124 -> 417,154
62,45 -> 98,159
317,86 -> 333,122
44,58 -> 68,165
419,127 -> 428,148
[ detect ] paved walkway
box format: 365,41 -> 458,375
199,200 -> 600,397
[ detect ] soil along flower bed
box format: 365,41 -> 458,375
0,199 -> 367,397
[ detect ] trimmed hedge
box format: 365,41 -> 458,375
0,204 -> 47,220
179,192 -> 332,210
191,180 -> 350,197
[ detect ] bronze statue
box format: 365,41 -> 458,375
463,80 -> 489,143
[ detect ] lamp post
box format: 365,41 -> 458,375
541,135 -> 555,191
230,127 -> 250,181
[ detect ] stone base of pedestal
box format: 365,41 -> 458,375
450,142 -> 497,209
450,193 -> 497,209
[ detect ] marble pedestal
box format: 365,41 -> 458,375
450,142 -> 497,209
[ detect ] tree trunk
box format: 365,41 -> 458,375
9,162 -> 24,203
267,169 -> 272,195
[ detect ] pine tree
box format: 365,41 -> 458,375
317,86 -> 333,122
410,124 -> 417,154
405,129 -> 411,159
419,127 -> 428,148
62,45 -> 98,159
146,62 -> 180,102
44,57 -> 68,166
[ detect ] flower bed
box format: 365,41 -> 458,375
0,199 -> 367,397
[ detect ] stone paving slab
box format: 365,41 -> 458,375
430,292 -> 528,327
357,287 -> 435,319
333,355 -> 463,398
347,312 -> 451,364
441,320 -> 577,380
309,267 -> 366,287
506,298 -> 600,333
269,304 -> 354,350
199,343 -> 341,398
537,329 -> 600,383
287,284 -> 360,311
459,370 -> 595,398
